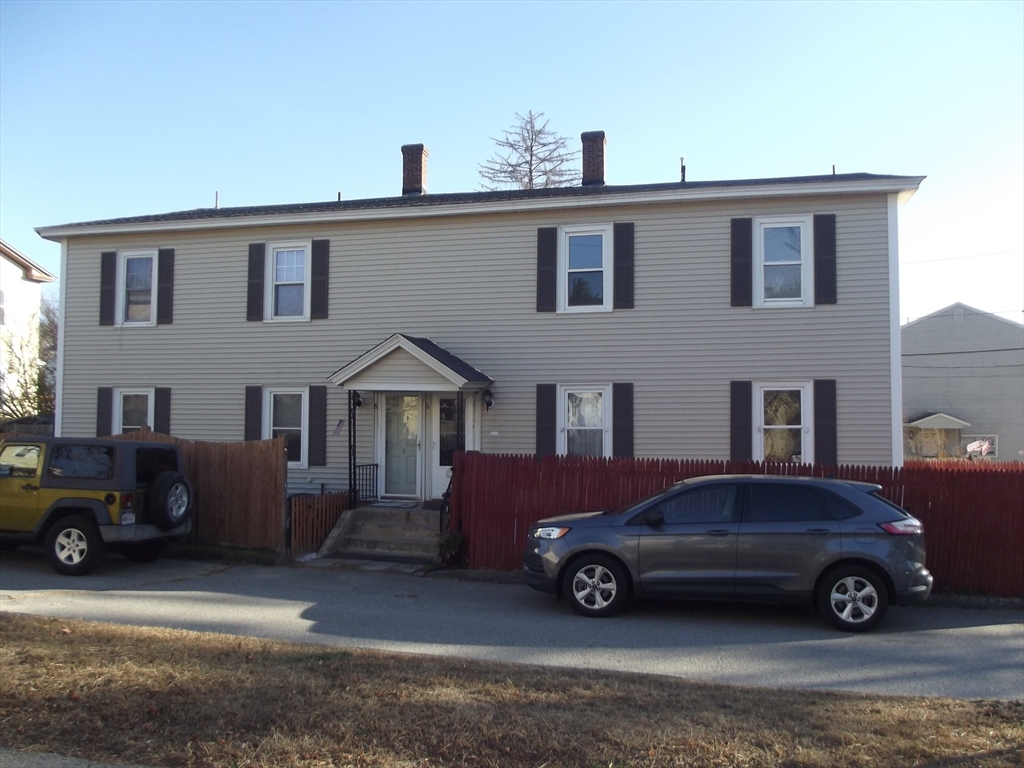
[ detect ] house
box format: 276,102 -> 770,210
903,303 -> 1024,461
37,133 -> 924,500
0,239 -> 57,419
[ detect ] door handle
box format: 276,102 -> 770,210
22,483 -> 39,492
806,528 -> 831,535
706,529 -> 731,537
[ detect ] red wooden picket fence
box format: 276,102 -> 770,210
450,452 -> 1024,597
290,491 -> 349,557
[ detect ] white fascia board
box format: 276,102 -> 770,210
54,239 -> 68,437
328,333 -> 471,389
35,177 -> 926,241
888,193 -> 904,467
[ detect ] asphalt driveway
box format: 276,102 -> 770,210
1,548 -> 1021,700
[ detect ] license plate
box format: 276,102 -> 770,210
120,513 -> 135,525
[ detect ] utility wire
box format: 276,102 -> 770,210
902,347 -> 1024,357
901,248 -> 1023,265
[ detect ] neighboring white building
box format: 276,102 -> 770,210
903,303 -> 1024,461
38,132 -> 924,498
0,239 -> 57,417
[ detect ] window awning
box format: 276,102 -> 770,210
905,412 -> 971,430
328,334 -> 493,392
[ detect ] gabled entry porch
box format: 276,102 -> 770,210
329,334 -> 492,504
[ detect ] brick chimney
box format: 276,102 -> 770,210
401,144 -> 428,195
580,131 -> 606,186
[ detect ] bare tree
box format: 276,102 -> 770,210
479,111 -> 581,190
0,300 -> 57,420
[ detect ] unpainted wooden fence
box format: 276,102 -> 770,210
290,491 -> 349,557
449,452 -> 1024,597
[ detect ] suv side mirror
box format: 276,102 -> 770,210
646,509 -> 665,527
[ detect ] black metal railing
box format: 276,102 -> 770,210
354,463 -> 378,507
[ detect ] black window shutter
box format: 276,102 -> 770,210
730,381 -> 753,461
814,379 -> 838,465
814,214 -> 837,305
100,251 -> 116,325
536,384 -> 557,457
311,239 -> 329,319
536,228 -> 557,312
97,387 -> 113,436
154,387 -> 171,434
730,218 -> 753,307
613,222 -> 635,310
247,244 -> 265,321
612,382 -> 634,458
308,385 -> 327,466
157,248 -> 174,325
244,386 -> 263,440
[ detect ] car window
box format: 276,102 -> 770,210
813,488 -> 862,520
649,485 -> 737,524
47,444 -> 116,480
744,483 -> 830,523
0,444 -> 41,478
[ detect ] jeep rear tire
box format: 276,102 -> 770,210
149,471 -> 192,531
46,515 -> 104,576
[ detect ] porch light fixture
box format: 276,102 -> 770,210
482,389 -> 494,411
351,391 -> 363,408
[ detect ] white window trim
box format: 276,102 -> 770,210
115,249 -> 157,327
262,386 -> 309,469
752,215 -> 814,308
753,382 -> 815,464
557,383 -> 612,457
557,224 -> 613,313
113,387 -> 155,433
264,240 -> 312,322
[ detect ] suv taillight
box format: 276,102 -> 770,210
120,493 -> 134,510
880,518 -> 923,535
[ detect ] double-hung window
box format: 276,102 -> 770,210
753,215 -> 813,307
558,225 -> 613,312
558,384 -> 611,457
266,241 -> 311,321
263,387 -> 309,468
754,383 -> 814,463
116,250 -> 156,325
113,388 -> 154,433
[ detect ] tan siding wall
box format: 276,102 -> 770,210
59,192 -> 898,490
345,349 -> 458,390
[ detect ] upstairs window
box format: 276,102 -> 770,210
753,215 -> 814,307
266,241 -> 311,320
558,225 -> 612,312
116,250 -> 156,325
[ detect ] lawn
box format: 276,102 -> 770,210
1,613 -> 1020,767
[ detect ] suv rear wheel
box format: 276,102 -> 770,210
46,515 -> 104,576
817,565 -> 888,632
149,471 -> 192,530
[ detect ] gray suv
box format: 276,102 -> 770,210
522,475 -> 932,631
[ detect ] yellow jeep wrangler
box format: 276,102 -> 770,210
0,437 -> 193,575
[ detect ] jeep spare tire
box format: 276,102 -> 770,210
149,471 -> 193,530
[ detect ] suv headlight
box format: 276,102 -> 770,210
530,526 -> 570,540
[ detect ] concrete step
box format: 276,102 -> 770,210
353,507 -> 440,526
350,519 -> 438,540
340,533 -> 437,560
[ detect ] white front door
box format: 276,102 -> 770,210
383,394 -> 420,497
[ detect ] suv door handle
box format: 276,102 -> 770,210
706,529 -> 731,537
22,483 -> 39,492
806,528 -> 831,535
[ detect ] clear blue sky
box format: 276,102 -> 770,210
2,0 -> 1021,323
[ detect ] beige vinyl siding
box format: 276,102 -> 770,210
59,192 -> 898,490
345,349 -> 459,391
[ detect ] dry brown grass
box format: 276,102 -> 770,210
1,613 -> 1021,768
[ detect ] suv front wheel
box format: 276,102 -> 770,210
46,515 -> 104,576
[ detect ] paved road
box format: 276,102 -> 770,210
1,549 -> 1021,700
